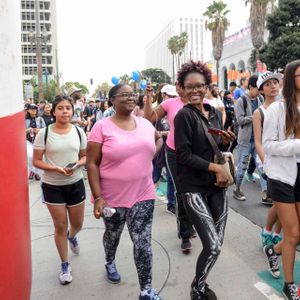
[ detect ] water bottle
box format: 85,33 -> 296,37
102,207 -> 116,218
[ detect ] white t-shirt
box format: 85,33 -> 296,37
204,97 -> 225,108
34,125 -> 87,185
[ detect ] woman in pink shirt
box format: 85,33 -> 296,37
87,84 -> 163,300
144,83 -> 194,253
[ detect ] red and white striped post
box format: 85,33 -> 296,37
0,0 -> 32,299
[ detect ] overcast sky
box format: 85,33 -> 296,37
55,0 -> 249,93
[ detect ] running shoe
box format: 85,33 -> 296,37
261,230 -> 273,248
282,282 -> 300,300
59,262 -> 72,285
166,205 -> 176,215
272,235 -> 282,245
205,283 -> 217,300
156,188 -> 165,197
139,288 -> 163,300
246,173 -> 256,182
34,173 -> 41,181
233,189 -> 246,201
105,260 -> 121,284
28,171 -> 34,180
67,231 -> 80,255
263,244 -> 280,278
181,238 -> 192,253
262,191 -> 272,205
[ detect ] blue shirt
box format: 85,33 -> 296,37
233,88 -> 246,100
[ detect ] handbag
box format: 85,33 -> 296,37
198,116 -> 236,187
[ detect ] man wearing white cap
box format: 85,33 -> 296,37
68,86 -> 86,128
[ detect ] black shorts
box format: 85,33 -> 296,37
41,179 -> 86,207
268,164 -> 300,203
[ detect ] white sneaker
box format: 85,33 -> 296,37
59,262 -> 72,285
68,231 -> 80,255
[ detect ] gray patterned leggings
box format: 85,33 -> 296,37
103,199 -> 154,290
183,191 -> 228,293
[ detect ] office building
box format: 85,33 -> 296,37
145,17 -> 206,79
21,0 -> 58,82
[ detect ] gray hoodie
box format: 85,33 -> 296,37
263,101 -> 300,186
236,95 -> 263,146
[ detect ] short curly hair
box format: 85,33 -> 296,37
177,60 -> 212,89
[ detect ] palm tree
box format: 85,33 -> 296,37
167,36 -> 179,83
177,32 -> 189,71
167,32 -> 189,83
244,0 -> 275,68
204,1 -> 230,86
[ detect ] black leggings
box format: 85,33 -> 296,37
183,190 -> 228,293
103,200 -> 154,290
165,147 -> 194,239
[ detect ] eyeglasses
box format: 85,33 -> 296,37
184,83 -> 207,92
113,93 -> 137,99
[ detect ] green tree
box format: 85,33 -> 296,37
63,81 -> 89,95
167,32 -> 188,83
259,0 -> 300,71
93,82 -> 112,98
167,36 -> 180,83
141,68 -> 171,84
203,1 -> 230,86
244,0 -> 275,68
26,77 -> 59,103
119,74 -> 131,84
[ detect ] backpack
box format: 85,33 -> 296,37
44,125 -> 82,145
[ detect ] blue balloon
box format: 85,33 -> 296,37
132,71 -> 139,81
111,76 -> 119,85
140,79 -> 147,90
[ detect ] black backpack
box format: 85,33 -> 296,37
44,125 -> 82,145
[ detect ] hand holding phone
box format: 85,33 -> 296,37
64,162 -> 78,170
208,127 -> 225,136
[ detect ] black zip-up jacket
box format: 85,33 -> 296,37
174,103 -> 227,193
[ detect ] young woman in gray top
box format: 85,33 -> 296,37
33,95 -> 87,285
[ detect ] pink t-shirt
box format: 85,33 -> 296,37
160,97 -> 184,150
88,116 -> 156,208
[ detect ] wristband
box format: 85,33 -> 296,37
94,196 -> 104,202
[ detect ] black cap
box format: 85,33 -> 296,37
28,104 -> 38,109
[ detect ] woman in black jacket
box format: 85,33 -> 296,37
174,61 -> 234,300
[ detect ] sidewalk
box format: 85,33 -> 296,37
30,179 -> 287,300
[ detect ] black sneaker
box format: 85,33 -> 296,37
205,283 -> 217,300
191,278 -> 205,300
181,238 -> 192,253
166,205 -> 176,215
263,244 -> 280,278
282,282 -> 300,300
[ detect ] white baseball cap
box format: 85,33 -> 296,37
257,71 -> 283,89
161,84 -> 178,96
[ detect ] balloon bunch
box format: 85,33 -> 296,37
111,71 -> 147,91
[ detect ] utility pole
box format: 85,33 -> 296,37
35,0 -> 43,100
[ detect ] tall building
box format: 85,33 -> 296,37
145,17 -> 205,79
21,0 -> 58,82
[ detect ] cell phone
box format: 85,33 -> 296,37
64,162 -> 77,169
208,127 -> 225,136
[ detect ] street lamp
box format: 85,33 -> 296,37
28,0 -> 48,101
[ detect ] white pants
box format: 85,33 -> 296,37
26,141 -> 39,175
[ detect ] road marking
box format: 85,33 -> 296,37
254,282 -> 284,300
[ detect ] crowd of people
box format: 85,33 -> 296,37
25,58 -> 300,300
